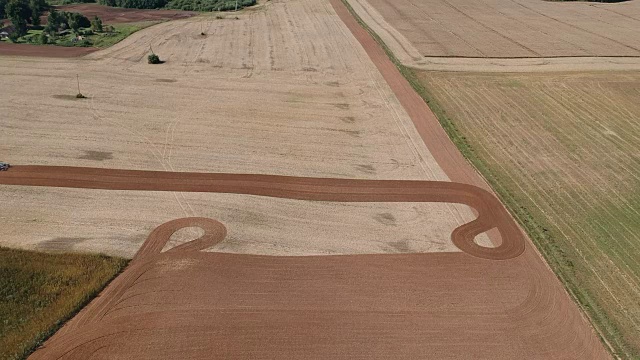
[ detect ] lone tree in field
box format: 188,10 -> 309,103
148,53 -> 161,64
148,44 -> 162,64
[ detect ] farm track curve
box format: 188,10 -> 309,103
0,165 -> 524,260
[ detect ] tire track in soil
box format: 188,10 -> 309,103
0,165 -> 524,261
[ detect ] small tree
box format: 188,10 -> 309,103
68,17 -> 80,33
28,0 -> 46,26
148,53 -> 161,64
90,16 -> 103,32
5,0 -> 31,36
45,9 -> 60,34
8,31 -> 20,42
38,31 -> 47,44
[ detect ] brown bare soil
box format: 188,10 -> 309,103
25,215 -> 605,358
0,42 -> 98,57
55,4 -> 196,24
346,0 -> 640,69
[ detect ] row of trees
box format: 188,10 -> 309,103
44,9 -> 90,33
1,0 -> 47,36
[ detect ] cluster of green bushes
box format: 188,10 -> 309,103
96,0 -> 255,11
45,9 -> 91,32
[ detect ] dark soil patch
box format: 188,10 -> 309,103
52,94 -> 91,100
0,43 -> 97,58
78,151 -> 113,161
52,4 -> 196,25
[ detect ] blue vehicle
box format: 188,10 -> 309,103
0,162 -> 10,171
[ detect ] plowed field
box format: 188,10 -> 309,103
419,70 -> 640,357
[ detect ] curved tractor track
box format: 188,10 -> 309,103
0,165 -> 523,260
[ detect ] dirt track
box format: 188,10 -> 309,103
0,42 -> 98,58
0,165 -> 525,260
55,4 -> 196,24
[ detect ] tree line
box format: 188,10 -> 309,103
1,0 -> 47,36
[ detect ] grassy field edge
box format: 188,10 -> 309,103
1,249 -> 129,360
338,0 -> 624,357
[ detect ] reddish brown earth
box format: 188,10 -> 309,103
0,42 -> 98,57
0,0 -> 609,357
54,4 -> 196,24
22,214 -> 607,358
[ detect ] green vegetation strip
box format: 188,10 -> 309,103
338,0 -> 623,357
0,247 -> 128,360
3,21 -> 160,48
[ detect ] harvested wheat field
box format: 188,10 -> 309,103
346,0 -> 640,70
0,0 -> 489,257
418,70 -> 640,358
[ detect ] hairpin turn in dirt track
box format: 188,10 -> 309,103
0,165 -> 524,260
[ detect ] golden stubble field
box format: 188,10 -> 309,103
419,70 -> 640,357
0,0 -> 490,258
346,0 -> 640,72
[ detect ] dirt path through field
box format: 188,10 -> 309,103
0,165 -> 525,260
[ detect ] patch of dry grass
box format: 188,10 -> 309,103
416,70 -> 640,359
0,247 -> 127,359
